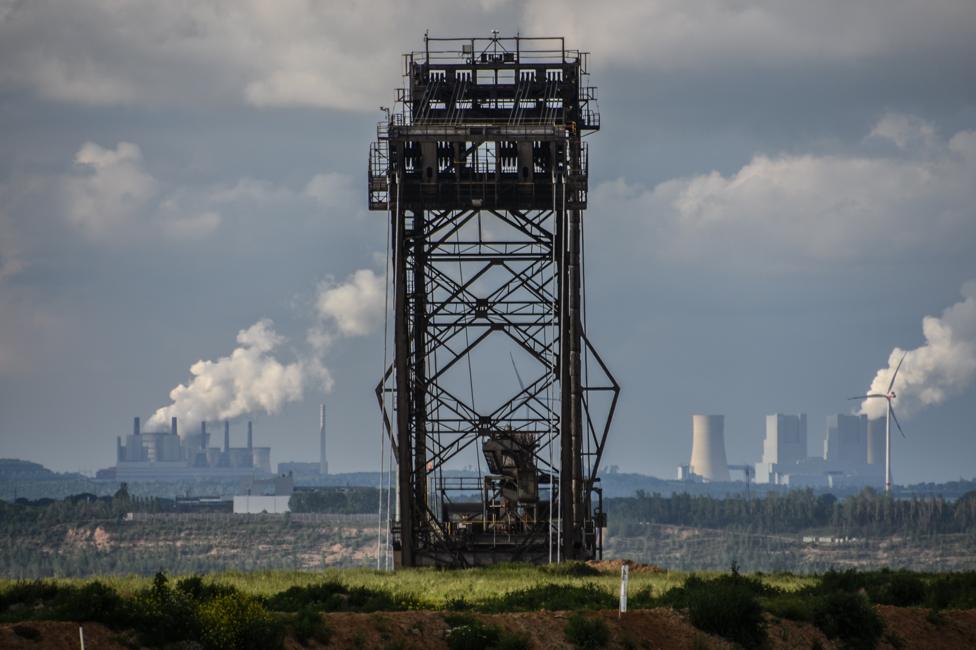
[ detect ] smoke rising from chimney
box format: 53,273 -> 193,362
147,266 -> 384,431
147,319 -> 330,430
859,280 -> 976,419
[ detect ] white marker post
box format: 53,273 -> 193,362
619,564 -> 629,617
79,626 -> 85,650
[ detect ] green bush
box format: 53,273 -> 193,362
818,569 -> 867,594
540,561 -> 601,577
446,596 -> 472,611
126,572 -> 200,645
293,606 -> 331,646
926,572 -> 976,609
54,581 -> 125,622
872,572 -> 925,607
0,580 -> 60,613
485,584 -> 615,612
763,593 -> 816,622
445,614 -> 501,650
265,580 -> 414,613
444,614 -> 530,650
628,585 -> 655,609
683,579 -> 766,649
265,581 -> 347,612
811,591 -> 883,650
564,612 -> 609,650
197,592 -> 283,650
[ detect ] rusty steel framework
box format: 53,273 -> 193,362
369,34 -> 618,567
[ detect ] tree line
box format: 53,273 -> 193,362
607,488 -> 976,537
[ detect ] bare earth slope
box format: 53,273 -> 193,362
4,608 -> 975,650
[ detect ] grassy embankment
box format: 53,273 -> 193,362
0,563 -> 813,606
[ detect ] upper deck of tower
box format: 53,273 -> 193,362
394,35 -> 599,132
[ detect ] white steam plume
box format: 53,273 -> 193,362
147,319 -> 330,430
859,280 -> 976,419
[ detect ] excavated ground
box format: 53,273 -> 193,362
2,607 -> 975,649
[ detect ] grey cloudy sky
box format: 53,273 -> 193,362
1,0 -> 975,483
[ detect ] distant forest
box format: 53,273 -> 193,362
608,488 -> 976,537
2,487 -> 976,577
4,485 -> 976,536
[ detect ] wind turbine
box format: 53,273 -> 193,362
850,352 -> 907,494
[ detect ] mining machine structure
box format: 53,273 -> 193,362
369,34 -> 618,567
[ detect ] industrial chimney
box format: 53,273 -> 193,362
247,421 -> 253,450
200,421 -> 208,448
170,416 -> 178,437
133,417 -> 140,436
223,420 -> 230,452
689,415 -> 730,481
319,402 -> 328,475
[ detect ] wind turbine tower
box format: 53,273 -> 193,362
850,353 -> 907,493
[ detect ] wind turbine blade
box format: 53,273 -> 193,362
509,352 -> 526,392
887,352 -> 908,393
890,406 -> 906,438
848,396 -> 871,401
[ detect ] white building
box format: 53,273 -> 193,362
754,413 -> 808,484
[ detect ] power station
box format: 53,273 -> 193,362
110,417 -> 272,481
369,34 -> 618,566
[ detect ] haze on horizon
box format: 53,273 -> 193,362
1,1 -> 975,484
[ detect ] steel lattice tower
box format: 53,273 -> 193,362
369,35 -> 618,567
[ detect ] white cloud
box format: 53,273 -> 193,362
147,319 -> 331,429
0,1 -> 514,109
61,141 -> 225,242
304,173 -> 358,211
592,116 -> 976,271
159,209 -> 221,240
869,113 -> 937,150
4,1 -> 971,109
522,0 -> 976,71
63,142 -> 158,238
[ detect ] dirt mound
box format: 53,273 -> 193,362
6,607 -> 976,649
0,621 -> 130,649
587,558 -> 667,574
289,609 -> 728,649
876,605 -> 976,650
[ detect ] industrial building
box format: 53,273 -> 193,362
754,413 -> 808,484
232,473 -> 294,514
676,411 -> 886,488
750,413 -> 884,487
110,417 -> 272,481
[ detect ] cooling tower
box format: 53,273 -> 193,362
690,415 -> 730,481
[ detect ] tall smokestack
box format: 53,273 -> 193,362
170,416 -> 177,437
319,402 -> 328,475
224,420 -> 230,452
201,421 -> 208,448
247,420 -> 253,450
133,417 -> 140,436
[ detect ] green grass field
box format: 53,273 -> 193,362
0,564 -> 815,608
